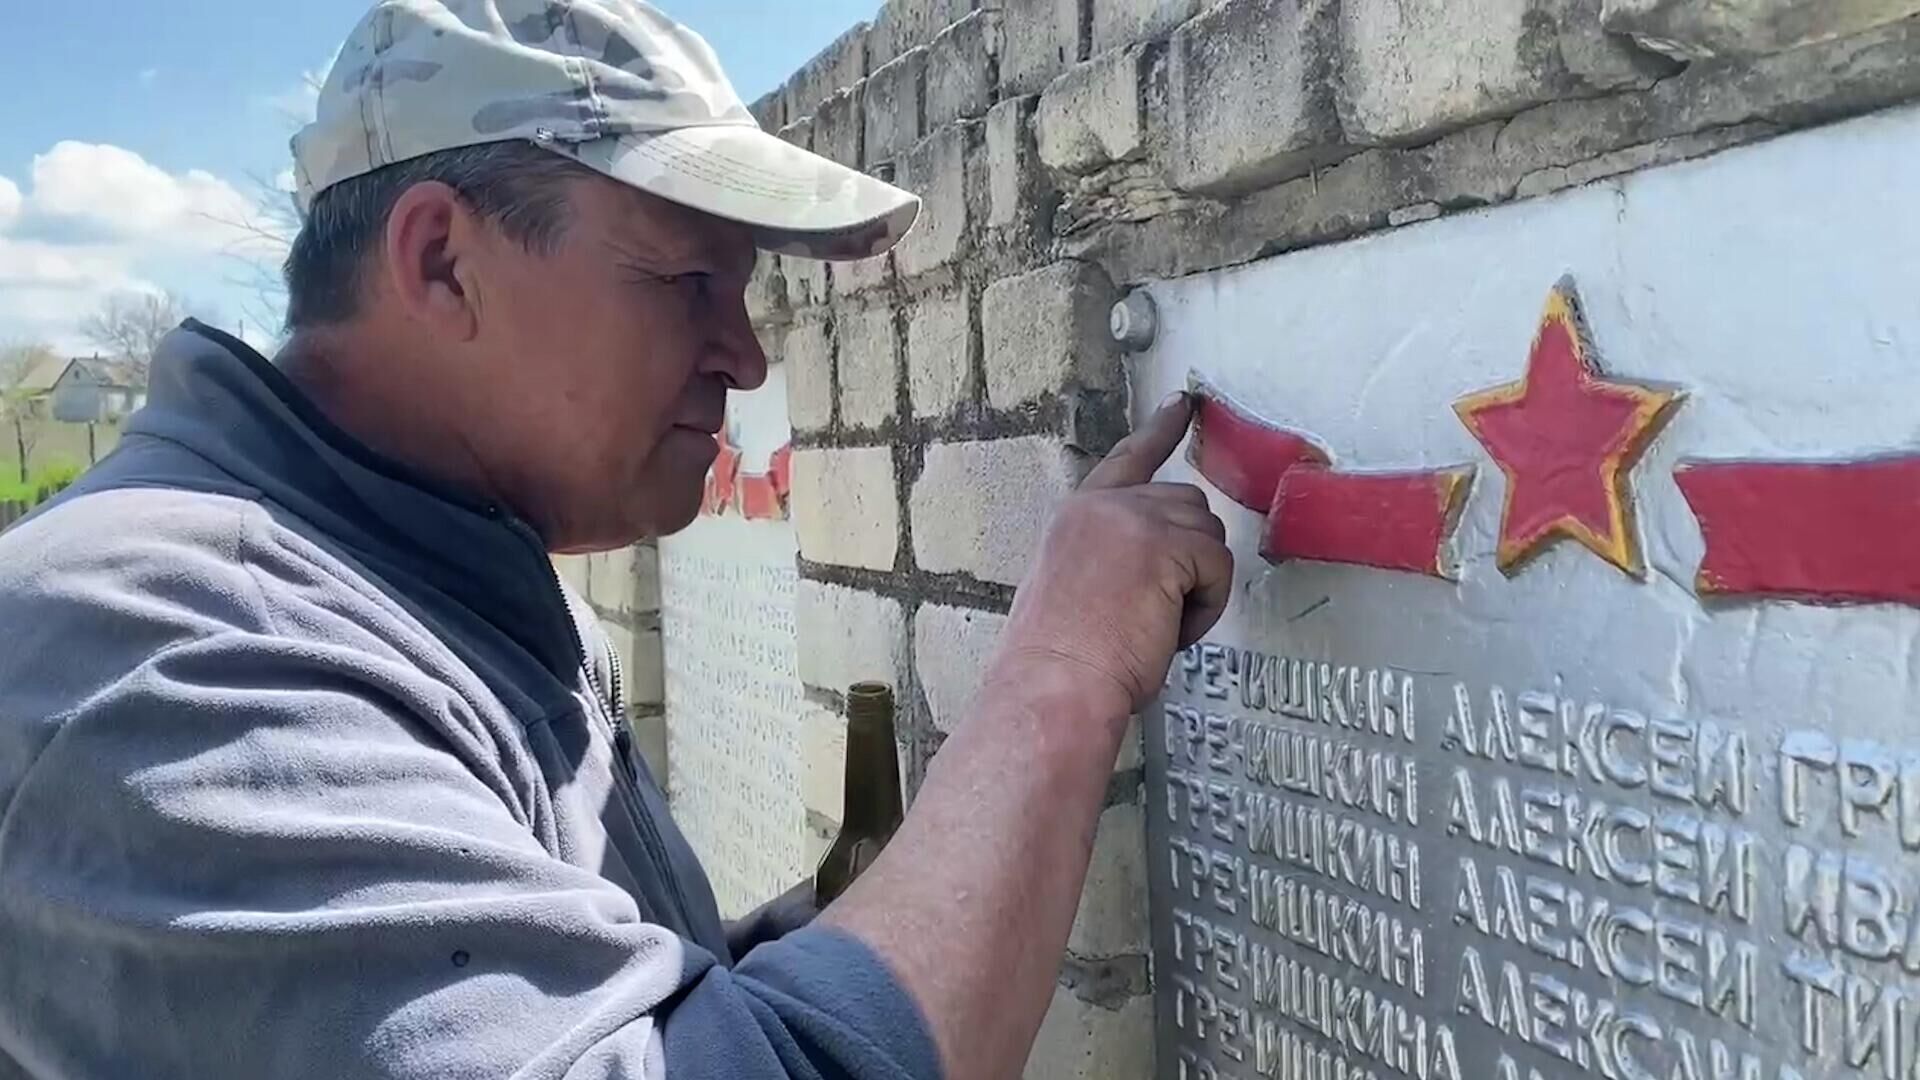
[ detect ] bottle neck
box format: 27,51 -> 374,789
842,695 -> 903,832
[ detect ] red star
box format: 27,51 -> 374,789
1454,279 -> 1683,577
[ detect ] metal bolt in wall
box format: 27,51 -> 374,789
1110,290 -> 1159,352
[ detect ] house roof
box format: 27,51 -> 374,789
65,357 -> 143,390
11,356 -> 72,396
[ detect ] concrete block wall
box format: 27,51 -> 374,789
744,0 -> 1920,1074
555,544 -> 668,781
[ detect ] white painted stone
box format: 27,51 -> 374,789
1001,0 -> 1084,95
1092,0 -> 1209,52
836,305 -> 900,429
864,47 -> 928,166
895,126 -> 970,279
658,495 -> 806,918
912,437 -> 1082,585
784,24 -> 869,122
926,10 -> 1000,128
795,580 -> 910,693
1036,48 -> 1148,174
1166,0 -> 1346,195
908,290 -> 972,419
1338,0 -> 1662,145
833,251 -> 894,297
1023,985 -> 1153,1080
983,262 -> 1120,411
799,705 -> 848,823
783,314 -> 834,433
1132,108 -> 1920,1077
986,95 -> 1043,229
914,604 -> 1009,734
793,447 -> 900,571
1603,0 -> 1920,61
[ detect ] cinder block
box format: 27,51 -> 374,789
1002,0 -> 1085,95
986,95 -> 1045,228
908,290 -> 972,419
1601,0 -> 1920,60
630,709 -> 669,786
982,261 -> 1120,411
796,581 -> 910,693
912,436 -> 1082,585
748,89 -> 785,133
1036,47 -> 1148,174
800,705 -> 849,821
868,0 -> 976,68
1068,801 -> 1149,957
746,252 -> 788,328
1092,0 -> 1208,52
783,314 -> 834,433
895,125 -> 970,279
553,553 -> 589,595
1024,984 -> 1153,1080
813,82 -> 866,169
785,255 -> 830,310
793,447 -> 900,572
837,305 -> 900,429
1166,0 -> 1347,195
584,542 -> 659,617
914,603 -> 1009,734
1339,0 -> 1667,145
927,10 -> 1000,128
785,24 -> 870,121
622,627 -> 666,707
865,47 -> 928,166
833,252 -> 895,297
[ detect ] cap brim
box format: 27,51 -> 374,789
561,125 -> 920,262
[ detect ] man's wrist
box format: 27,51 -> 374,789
971,651 -> 1136,747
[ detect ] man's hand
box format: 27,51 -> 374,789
994,392 -> 1234,719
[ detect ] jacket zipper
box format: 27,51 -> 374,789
506,516 -> 697,929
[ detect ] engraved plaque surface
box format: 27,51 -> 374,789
661,367 -> 806,918
1138,107 -> 1920,1080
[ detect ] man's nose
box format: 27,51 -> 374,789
702,294 -> 769,391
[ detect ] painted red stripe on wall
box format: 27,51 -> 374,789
1188,386 -> 1472,580
1677,457 -> 1920,605
1188,391 -> 1328,512
1264,466 -> 1472,579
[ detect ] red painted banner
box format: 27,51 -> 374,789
703,413 -> 794,522
1188,386 -> 1472,579
1677,457 -> 1920,606
1265,465 -> 1472,577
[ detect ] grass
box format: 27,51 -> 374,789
0,460 -> 85,507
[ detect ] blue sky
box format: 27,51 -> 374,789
0,0 -> 878,352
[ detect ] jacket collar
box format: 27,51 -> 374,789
129,320 -> 585,680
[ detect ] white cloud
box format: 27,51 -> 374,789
138,68 -> 160,86
26,141 -> 278,257
0,143 -> 288,352
0,176 -> 20,232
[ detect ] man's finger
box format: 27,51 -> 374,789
1160,502 -> 1227,543
1082,392 -> 1195,491
1177,539 -> 1235,649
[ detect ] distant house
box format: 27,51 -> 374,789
11,356 -> 148,423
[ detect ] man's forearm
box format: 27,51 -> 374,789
818,663 -> 1128,1080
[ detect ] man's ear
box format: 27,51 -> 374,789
381,181 -> 481,342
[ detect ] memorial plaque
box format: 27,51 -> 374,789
661,366 -> 807,919
1139,108 -> 1920,1080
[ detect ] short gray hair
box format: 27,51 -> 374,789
282,141 -> 594,329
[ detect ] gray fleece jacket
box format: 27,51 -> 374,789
0,322 -> 939,1080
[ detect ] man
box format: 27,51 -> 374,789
0,2 -> 1231,1078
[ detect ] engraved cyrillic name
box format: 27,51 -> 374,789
1452,854 -> 1758,1030
1441,768 -> 1758,923
1454,946 -> 1771,1080
1173,645 -> 1419,745
1442,686 -> 1750,816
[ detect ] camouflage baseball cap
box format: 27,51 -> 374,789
292,0 -> 920,261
